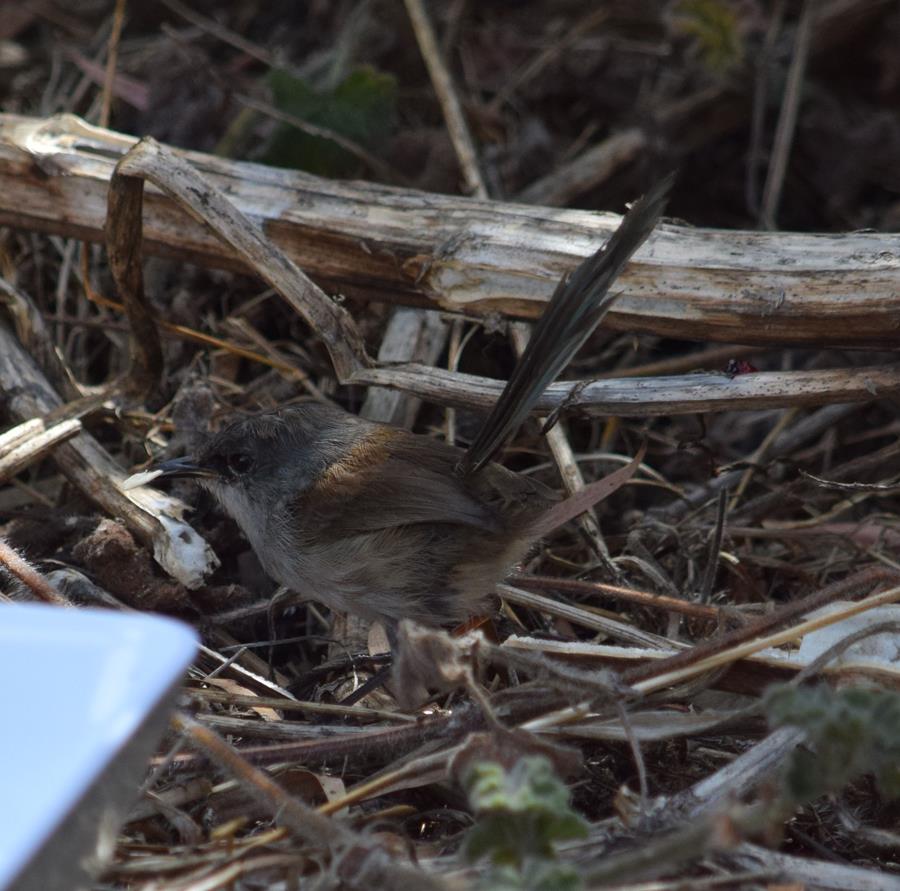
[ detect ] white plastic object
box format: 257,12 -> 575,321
0,604 -> 197,890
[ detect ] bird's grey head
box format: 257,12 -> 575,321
148,403 -> 361,533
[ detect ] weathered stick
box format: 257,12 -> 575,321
95,134 -> 900,416
1,113 -> 899,348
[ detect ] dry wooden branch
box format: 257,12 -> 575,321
732,842 -> 900,890
361,307 -> 449,426
111,136 -> 371,384
632,583 -> 900,697
0,322 -> 218,588
0,419 -> 45,456
355,362 -> 900,417
81,123 -> 900,417
516,127 -> 646,207
498,583 -> 675,650
1,113 -> 898,349
0,276 -> 81,400
107,153 -> 164,396
621,566 -> 900,687
0,417 -> 81,483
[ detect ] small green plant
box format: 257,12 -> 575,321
461,756 -> 588,891
672,0 -> 744,74
765,684 -> 900,805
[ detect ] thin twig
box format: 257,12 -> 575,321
518,128 -> 647,207
622,566 -> 900,687
186,688 -> 415,724
0,419 -> 44,456
728,407 -> 798,511
98,0 -> 126,129
510,574 -> 723,621
510,322 -> 614,565
633,583 -> 900,696
746,0 -> 786,215
760,0 -> 815,228
615,699 -> 650,816
498,583 -> 675,649
106,153 -> 164,397
170,712 -> 453,890
403,0 -> 487,197
698,488 -> 728,604
488,8 -> 610,113
160,0 -> 280,68
0,538 -> 71,606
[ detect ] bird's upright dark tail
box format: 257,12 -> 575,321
459,174 -> 673,476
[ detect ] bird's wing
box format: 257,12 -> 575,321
290,433 -> 516,535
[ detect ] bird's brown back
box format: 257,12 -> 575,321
280,420 -> 557,624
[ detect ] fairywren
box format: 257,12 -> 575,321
134,178 -> 671,631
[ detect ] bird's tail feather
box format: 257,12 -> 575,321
460,174 -> 673,475
528,441 -> 646,538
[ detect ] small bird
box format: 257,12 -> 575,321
132,178 -> 671,632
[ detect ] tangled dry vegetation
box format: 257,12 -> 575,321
1,1 -> 900,888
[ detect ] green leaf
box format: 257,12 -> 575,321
672,0 -> 744,73
461,757 -> 588,883
262,65 -> 396,176
764,684 -> 900,804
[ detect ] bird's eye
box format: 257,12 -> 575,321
226,452 -> 254,474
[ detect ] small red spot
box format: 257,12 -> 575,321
725,359 -> 758,378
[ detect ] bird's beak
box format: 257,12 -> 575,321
152,456 -> 217,480
121,456 -> 216,491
